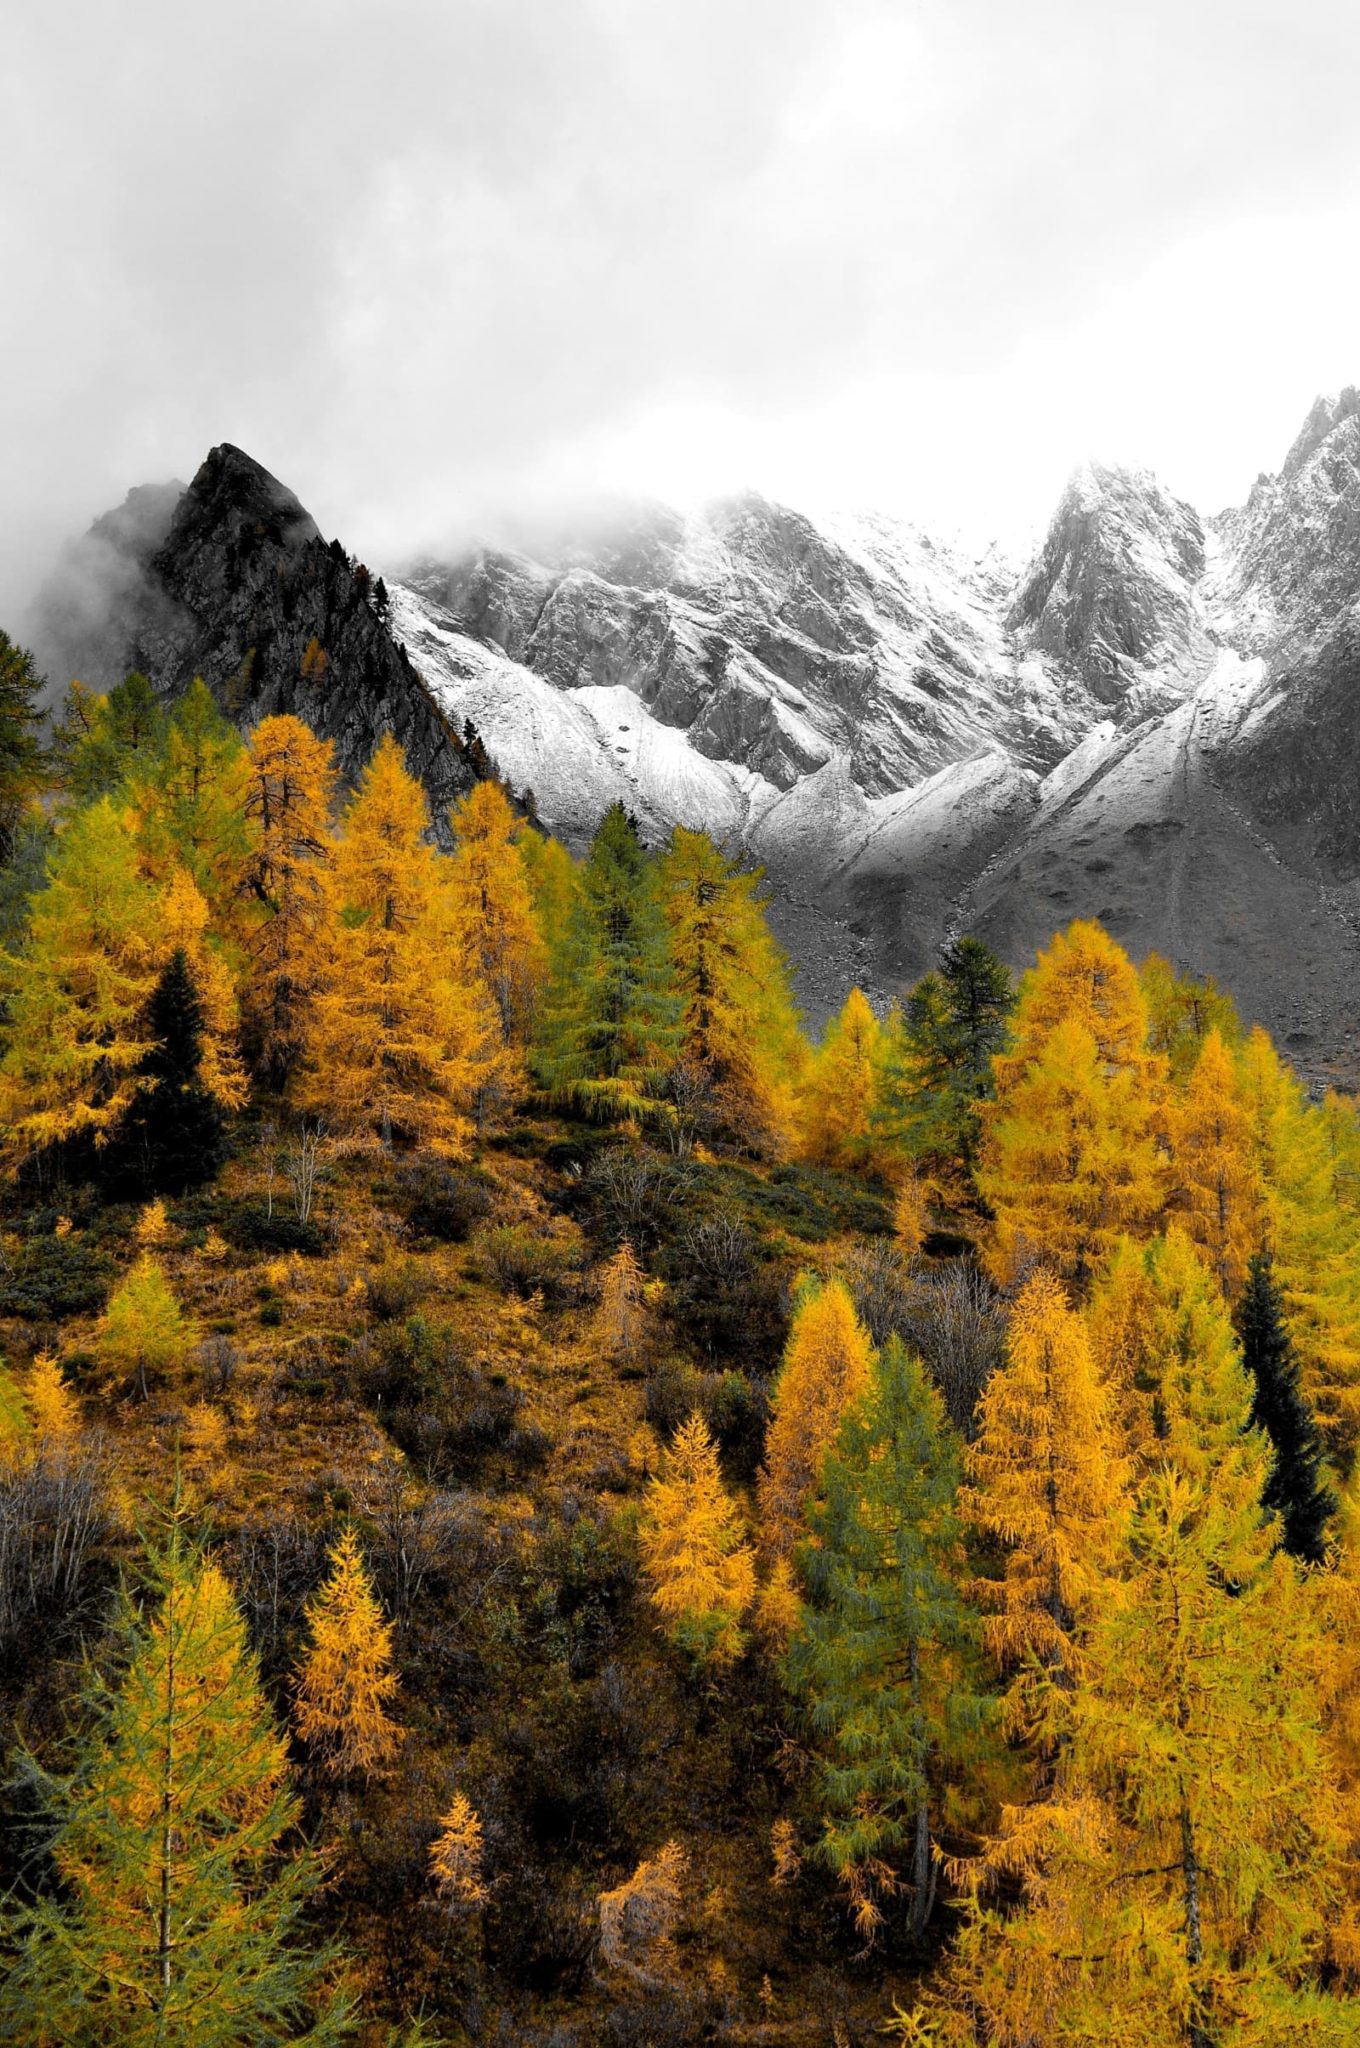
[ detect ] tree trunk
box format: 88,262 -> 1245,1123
1180,1801 -> 1211,2048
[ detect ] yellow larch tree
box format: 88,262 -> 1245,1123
962,1268 -> 1123,1700
594,1239 -> 647,1363
659,826 -> 804,1158
300,734 -> 498,1153
799,987 -> 885,1173
96,1254 -> 192,1402
924,1280 -> 1353,2048
429,1793 -> 489,1914
892,1172 -> 931,1259
446,780 -> 546,1046
25,1352 -> 80,1446
1170,1024 -> 1262,1298
0,798 -> 158,1170
640,1412 -> 755,1667
230,714 -> 337,1087
980,923 -> 1168,1286
757,1276 -> 876,1557
292,1525 -> 402,1779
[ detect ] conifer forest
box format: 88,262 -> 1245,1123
7,628 -> 1360,2048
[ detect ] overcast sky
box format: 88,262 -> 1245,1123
7,0 -> 1360,620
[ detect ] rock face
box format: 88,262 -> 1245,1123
34,445 -> 473,833
29,398 -> 1360,1075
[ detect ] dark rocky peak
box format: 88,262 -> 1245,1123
1006,462 -> 1205,705
1210,392 -> 1360,643
37,444 -> 474,833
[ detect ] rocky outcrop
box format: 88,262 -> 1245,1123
37,445 -> 475,833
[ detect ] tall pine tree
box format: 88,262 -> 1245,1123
106,947 -> 226,1195
1237,1250 -> 1337,1563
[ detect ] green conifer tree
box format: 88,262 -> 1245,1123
534,802 -> 679,1119
1237,1250 -> 1337,1564
786,1338 -> 991,1943
0,1503 -> 352,2046
0,629 -> 46,865
878,936 -> 1014,1182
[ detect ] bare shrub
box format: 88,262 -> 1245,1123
838,1245 -> 1005,1436
0,1445 -> 110,1650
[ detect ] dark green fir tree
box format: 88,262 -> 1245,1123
1237,1250 -> 1337,1563
785,1336 -> 992,1943
0,630 -> 46,865
878,935 -> 1014,1178
110,948 -> 226,1195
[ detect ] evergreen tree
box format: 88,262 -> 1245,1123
0,629 -> 46,865
0,1504 -> 352,2046
232,714 -> 337,1088
1238,1250 -> 1337,1563
759,1276 -> 876,1556
534,803 -> 679,1120
800,987 -> 885,1173
786,1339 -> 989,1943
293,1526 -> 402,1780
659,826 -> 803,1156
640,1412 -> 755,1667
302,736 -> 497,1152
879,938 -> 1015,1181
108,948 -> 227,1195
52,672 -> 167,805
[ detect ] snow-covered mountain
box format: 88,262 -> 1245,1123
29,392 -> 1360,1079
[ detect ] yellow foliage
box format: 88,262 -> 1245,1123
758,1277 -> 875,1555
96,1255 -> 191,1401
1170,1025 -> 1262,1297
302,735 -> 499,1153
182,1399 -> 229,1470
200,1227 -> 229,1263
446,779 -> 546,1045
595,1239 -> 646,1362
134,1198 -> 170,1246
640,1413 -> 755,1666
598,1839 -> 688,1986
963,1269 -> 1123,1689
753,1554 -> 803,1650
892,1173 -> 931,1259
292,1526 -> 402,1779
800,988 -> 884,1172
428,1792 -> 488,1912
26,1352 -> 80,1445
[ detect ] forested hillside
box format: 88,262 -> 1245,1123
3,628 -> 1360,2046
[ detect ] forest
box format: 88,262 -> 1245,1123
1,626 -> 1360,2046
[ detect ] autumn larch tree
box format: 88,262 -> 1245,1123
660,825 -> 803,1157
800,987 -> 885,1173
640,1411 -> 755,1667
446,778 -> 546,1046
1140,950 -> 1242,1082
51,672 -> 167,807
962,1268 -> 1123,1712
534,802 -> 679,1122
0,1503 -> 352,2047
301,734 -> 497,1153
787,1338 -> 990,1944
928,1309 -> 1353,2048
758,1275 -> 877,1560
293,1525 -> 402,1780
129,677 -> 253,914
0,798 -> 158,1175
1171,1024 -> 1262,1298
231,714 -> 337,1088
1237,1250 -> 1337,1563
96,1254 -> 191,1402
24,1351 -> 80,1449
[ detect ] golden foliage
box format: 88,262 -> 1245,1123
640,1412 -> 755,1666
25,1352 -> 79,1445
594,1239 -> 646,1362
96,1255 -> 191,1401
598,1839 -> 688,1986
428,1792 -> 488,1913
446,779 -> 546,1045
1170,1024 -> 1262,1296
292,1526 -> 402,1779
758,1277 -> 875,1556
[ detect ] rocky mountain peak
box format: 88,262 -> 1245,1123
1005,460 -> 1206,705
1281,387 -> 1360,481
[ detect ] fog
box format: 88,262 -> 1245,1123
7,0 -> 1360,630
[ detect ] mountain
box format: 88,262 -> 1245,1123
31,444 -> 474,834
26,403 -> 1360,1079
